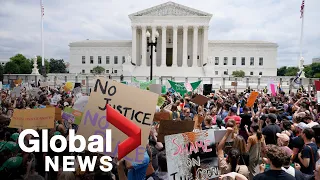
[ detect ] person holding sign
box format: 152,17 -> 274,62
217,127 -> 250,179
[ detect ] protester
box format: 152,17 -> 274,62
0,80 -> 319,180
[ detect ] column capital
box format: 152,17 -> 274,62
193,25 -> 199,30
183,25 -> 189,30
203,25 -> 209,30
131,25 -> 137,29
173,25 -> 178,30
161,25 -> 167,30
141,25 -> 147,30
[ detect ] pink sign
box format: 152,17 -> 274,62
270,83 -> 276,96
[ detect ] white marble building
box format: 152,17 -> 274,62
69,1 -> 278,77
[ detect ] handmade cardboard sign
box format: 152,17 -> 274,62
62,107 -> 83,125
193,114 -> 205,130
157,120 -> 195,143
191,94 -> 210,106
231,82 -> 238,86
246,92 -> 259,107
76,77 -> 158,162
9,108 -> 55,129
29,88 -> 41,99
14,79 -> 22,85
153,111 -> 171,122
165,129 -> 221,180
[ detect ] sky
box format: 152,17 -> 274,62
0,0 -> 319,67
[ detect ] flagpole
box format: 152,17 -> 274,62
299,0 -> 305,78
41,0 -> 46,78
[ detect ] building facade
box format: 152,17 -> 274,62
69,2 -> 278,77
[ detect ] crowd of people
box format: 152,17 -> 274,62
0,82 -> 319,180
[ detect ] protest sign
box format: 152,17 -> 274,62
9,108 -> 55,129
132,77 -> 156,90
149,84 -> 162,94
193,114 -> 205,130
64,82 -> 74,92
62,107 -> 83,125
161,85 -> 167,94
315,80 -> 320,91
73,96 -> 89,112
2,84 -> 10,90
40,82 -> 48,87
11,87 -> 21,98
184,82 -> 193,92
76,77 -> 158,162
0,81 -> 2,89
165,129 -> 221,180
231,82 -> 238,86
191,94 -> 210,106
168,80 -> 201,96
128,82 -> 140,89
246,92 -> 259,107
317,91 -> 320,104
29,88 -> 41,99
157,120 -> 194,143
14,79 -> 22,86
153,111 -> 171,122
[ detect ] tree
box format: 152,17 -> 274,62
49,59 -> 67,73
0,65 -> 3,81
277,66 -> 287,76
10,54 -> 27,66
284,67 -> 299,76
9,54 -> 32,74
92,66 -> 105,74
303,63 -> 320,78
4,61 -> 20,74
232,70 -> 245,77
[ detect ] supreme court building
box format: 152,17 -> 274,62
69,1 -> 278,77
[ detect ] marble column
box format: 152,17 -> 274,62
202,26 -> 208,66
182,25 -> 188,67
161,26 -> 166,67
141,26 -> 146,66
172,25 -> 178,67
131,25 -> 137,65
151,26 -> 157,66
193,26 -> 198,67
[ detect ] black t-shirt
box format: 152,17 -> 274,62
290,136 -> 305,164
262,124 -> 281,145
239,113 -> 252,131
300,142 -> 319,175
253,170 -> 296,180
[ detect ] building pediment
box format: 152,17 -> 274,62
129,1 -> 212,19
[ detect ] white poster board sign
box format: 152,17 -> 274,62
149,84 -> 162,95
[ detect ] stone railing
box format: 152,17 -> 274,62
3,74 -> 317,94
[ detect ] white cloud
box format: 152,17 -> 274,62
0,0 -> 319,67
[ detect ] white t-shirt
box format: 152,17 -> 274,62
281,166 -> 295,177
308,121 -> 319,128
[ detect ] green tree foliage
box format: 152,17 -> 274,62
277,66 -> 287,76
0,65 -> 3,81
4,61 -> 20,74
92,66 -> 105,74
49,58 -> 67,73
9,54 -> 32,74
284,67 -> 299,76
303,63 -> 320,78
232,70 -> 245,77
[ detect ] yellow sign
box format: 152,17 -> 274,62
64,82 -> 74,92
9,108 -> 55,129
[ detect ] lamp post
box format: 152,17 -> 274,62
146,30 -> 159,80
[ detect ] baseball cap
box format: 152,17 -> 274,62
0,156 -> 23,171
297,122 -> 308,130
276,133 -> 290,142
